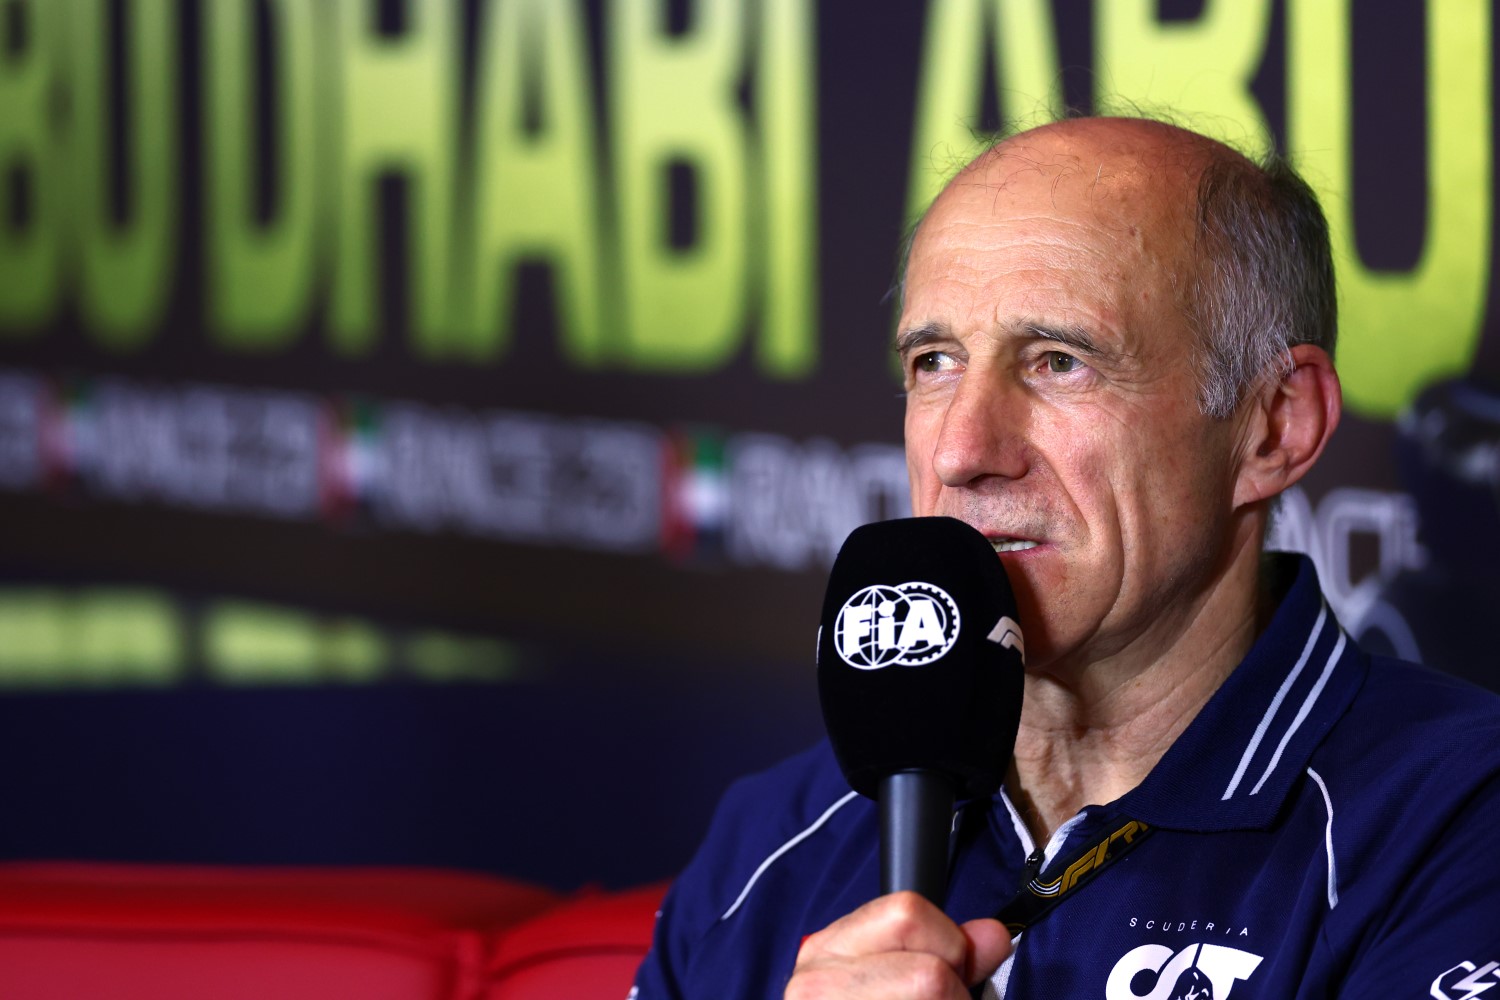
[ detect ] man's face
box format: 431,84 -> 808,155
899,125 -> 1251,674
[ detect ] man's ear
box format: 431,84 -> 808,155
1233,343 -> 1342,508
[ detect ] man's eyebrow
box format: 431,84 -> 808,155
893,323 -> 950,355
894,320 -> 1122,361
1025,323 -> 1108,357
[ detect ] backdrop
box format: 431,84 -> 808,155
1,0 -> 1497,890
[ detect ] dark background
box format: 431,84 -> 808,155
0,0 -> 1496,890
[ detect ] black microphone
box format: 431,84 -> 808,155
817,517 -> 1026,907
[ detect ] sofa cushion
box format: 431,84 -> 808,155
0,862 -> 557,1000
487,882 -> 666,1000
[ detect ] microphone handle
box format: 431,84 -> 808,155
879,770 -> 956,906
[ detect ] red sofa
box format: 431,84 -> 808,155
0,862 -> 664,1000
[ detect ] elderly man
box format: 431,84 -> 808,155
631,117 -> 1500,999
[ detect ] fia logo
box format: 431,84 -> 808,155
835,582 -> 960,669
1105,943 -> 1263,1000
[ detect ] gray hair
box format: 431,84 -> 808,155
1189,153 -> 1338,418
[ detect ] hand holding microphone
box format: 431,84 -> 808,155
786,517 -> 1025,999
817,516 -> 1026,904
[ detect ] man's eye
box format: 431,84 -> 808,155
913,351 -> 955,374
1046,351 -> 1083,373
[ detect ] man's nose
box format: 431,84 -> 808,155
929,373 -> 1030,487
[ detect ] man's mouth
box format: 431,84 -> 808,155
990,538 -> 1040,553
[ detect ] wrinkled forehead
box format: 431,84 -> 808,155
924,127 -> 1205,259
901,122 -> 1221,348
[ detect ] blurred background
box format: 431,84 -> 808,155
0,0 -> 1497,892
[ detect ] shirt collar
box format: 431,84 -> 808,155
1117,553 -> 1367,832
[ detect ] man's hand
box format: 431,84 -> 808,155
784,891 -> 1012,999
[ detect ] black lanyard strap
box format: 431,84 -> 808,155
994,817 -> 1154,934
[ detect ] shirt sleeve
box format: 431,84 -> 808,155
629,781 -> 761,1000
629,877 -> 697,1000
629,742 -> 851,1000
627,761 -> 799,999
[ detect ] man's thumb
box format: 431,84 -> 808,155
959,917 -> 1013,987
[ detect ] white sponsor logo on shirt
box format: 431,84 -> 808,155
1431,960 -> 1500,1000
1105,943 -> 1263,1000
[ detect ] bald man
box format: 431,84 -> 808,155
631,118 -> 1500,1000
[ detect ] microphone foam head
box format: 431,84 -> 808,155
817,517 -> 1025,799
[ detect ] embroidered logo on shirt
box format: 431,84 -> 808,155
1105,943 -> 1263,1000
1431,960 -> 1500,1000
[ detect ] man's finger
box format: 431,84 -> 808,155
796,892 -> 971,972
958,917 -> 1013,987
786,948 -> 978,1000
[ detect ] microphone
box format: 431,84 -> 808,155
817,517 -> 1026,907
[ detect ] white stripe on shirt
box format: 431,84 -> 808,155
1223,604 -> 1329,801
720,790 -> 860,921
1250,630 -> 1346,796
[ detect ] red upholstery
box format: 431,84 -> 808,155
487,882 -> 666,999
0,862 -> 658,1000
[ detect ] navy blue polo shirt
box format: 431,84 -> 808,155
631,555 -> 1500,999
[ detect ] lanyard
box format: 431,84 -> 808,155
993,817 -> 1154,934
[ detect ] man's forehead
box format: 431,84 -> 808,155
937,119 -> 1210,228
899,119 -> 1224,347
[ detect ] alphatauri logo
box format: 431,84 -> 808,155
1105,943 -> 1263,1000
834,582 -> 960,669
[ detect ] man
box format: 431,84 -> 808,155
631,117 -> 1500,999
